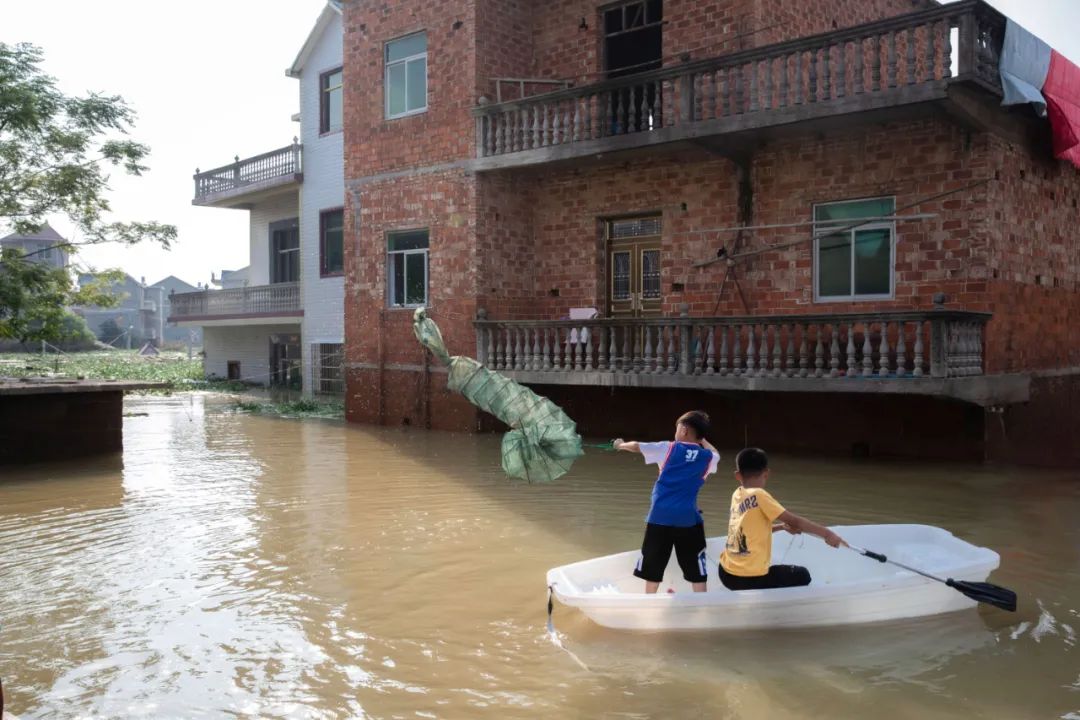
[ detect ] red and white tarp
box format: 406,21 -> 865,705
1000,20 -> 1080,169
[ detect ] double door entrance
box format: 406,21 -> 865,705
607,217 -> 662,319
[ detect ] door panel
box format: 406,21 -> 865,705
607,237 -> 662,318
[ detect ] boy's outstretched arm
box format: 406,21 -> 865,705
776,511 -> 848,548
612,439 -> 641,454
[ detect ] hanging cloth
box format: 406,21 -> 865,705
999,19 -> 1080,169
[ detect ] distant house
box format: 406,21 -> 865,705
173,1 -> 344,393
74,273 -> 165,347
150,275 -> 203,345
0,223 -> 70,270
212,267 -> 250,290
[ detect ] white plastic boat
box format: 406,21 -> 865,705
546,524 -> 1000,631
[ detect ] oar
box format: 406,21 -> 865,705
848,544 -> 1017,612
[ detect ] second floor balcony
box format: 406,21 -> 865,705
193,141 -> 303,209
472,0 -> 1005,171
168,283 -> 303,325
474,308 -> 1028,407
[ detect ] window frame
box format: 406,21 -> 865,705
319,207 -> 345,278
386,228 -> 430,308
319,66 -> 344,135
812,196 -> 897,303
269,218 -> 300,285
312,343 -> 345,395
384,31 -> 428,120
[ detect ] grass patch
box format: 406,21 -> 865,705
0,350 -> 203,391
231,398 -> 344,420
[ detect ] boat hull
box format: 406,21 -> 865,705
546,525 -> 1000,631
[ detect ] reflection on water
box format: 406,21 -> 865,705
0,394 -> 1077,719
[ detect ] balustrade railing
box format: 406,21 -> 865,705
193,141 -> 303,200
474,311 -> 989,381
474,0 -> 1004,159
168,283 -> 301,319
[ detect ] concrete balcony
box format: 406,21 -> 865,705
168,283 -> 303,326
193,141 -> 303,209
474,309 -> 1029,406
472,0 -> 1005,171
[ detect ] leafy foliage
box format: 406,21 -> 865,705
0,251 -> 123,342
0,349 -> 202,386
231,398 -> 345,420
97,317 -> 122,342
0,43 -> 176,341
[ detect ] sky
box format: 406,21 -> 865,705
3,0 -> 326,288
3,0 -> 1079,289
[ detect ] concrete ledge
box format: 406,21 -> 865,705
0,379 -> 167,397
498,370 -> 1031,407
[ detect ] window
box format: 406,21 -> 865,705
813,197 -> 895,301
312,343 -> 344,395
270,219 -> 300,284
320,208 -> 344,277
603,0 -> 663,76
385,32 -> 427,119
387,229 -> 429,307
320,67 -> 343,133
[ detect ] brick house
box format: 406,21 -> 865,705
341,0 -> 1080,466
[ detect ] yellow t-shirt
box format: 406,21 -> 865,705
719,487 -> 786,577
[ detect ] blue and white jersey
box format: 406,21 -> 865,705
640,441 -> 719,527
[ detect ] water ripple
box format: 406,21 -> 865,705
0,394 -> 1076,719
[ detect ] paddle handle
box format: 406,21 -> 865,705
861,548 -> 888,563
846,543 -> 947,584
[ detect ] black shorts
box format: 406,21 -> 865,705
718,563 -> 812,590
633,523 -> 708,584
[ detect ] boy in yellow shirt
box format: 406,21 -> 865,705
719,448 -> 847,590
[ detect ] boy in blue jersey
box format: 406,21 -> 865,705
614,411 -> 719,593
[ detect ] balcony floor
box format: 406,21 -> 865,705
192,174 -> 303,209
169,312 -> 303,327
471,81 -> 1012,173
500,368 -> 1029,407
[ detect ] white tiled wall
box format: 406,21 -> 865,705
203,324 -> 301,385
297,10 -> 345,394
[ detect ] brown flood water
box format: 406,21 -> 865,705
1,394 -> 1078,719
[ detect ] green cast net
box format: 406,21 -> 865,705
413,308 -> 584,483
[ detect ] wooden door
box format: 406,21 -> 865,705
607,217 -> 662,318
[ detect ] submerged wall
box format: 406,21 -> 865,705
0,389 -> 124,465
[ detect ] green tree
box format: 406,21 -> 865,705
0,42 -> 176,342
97,317 -> 123,343
59,311 -> 97,350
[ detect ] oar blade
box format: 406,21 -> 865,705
948,580 -> 1017,612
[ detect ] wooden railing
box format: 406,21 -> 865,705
193,141 -> 302,201
474,311 -> 990,381
474,0 -> 1004,158
168,283 -> 301,320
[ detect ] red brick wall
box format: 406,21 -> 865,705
752,0 -> 935,45
982,134 -> 1080,373
489,0 -> 929,88
513,118 -> 992,320
476,174 -> 539,319
475,0 -> 535,101
342,0 -> 476,177
341,0 -> 1080,438
343,168 -> 480,429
